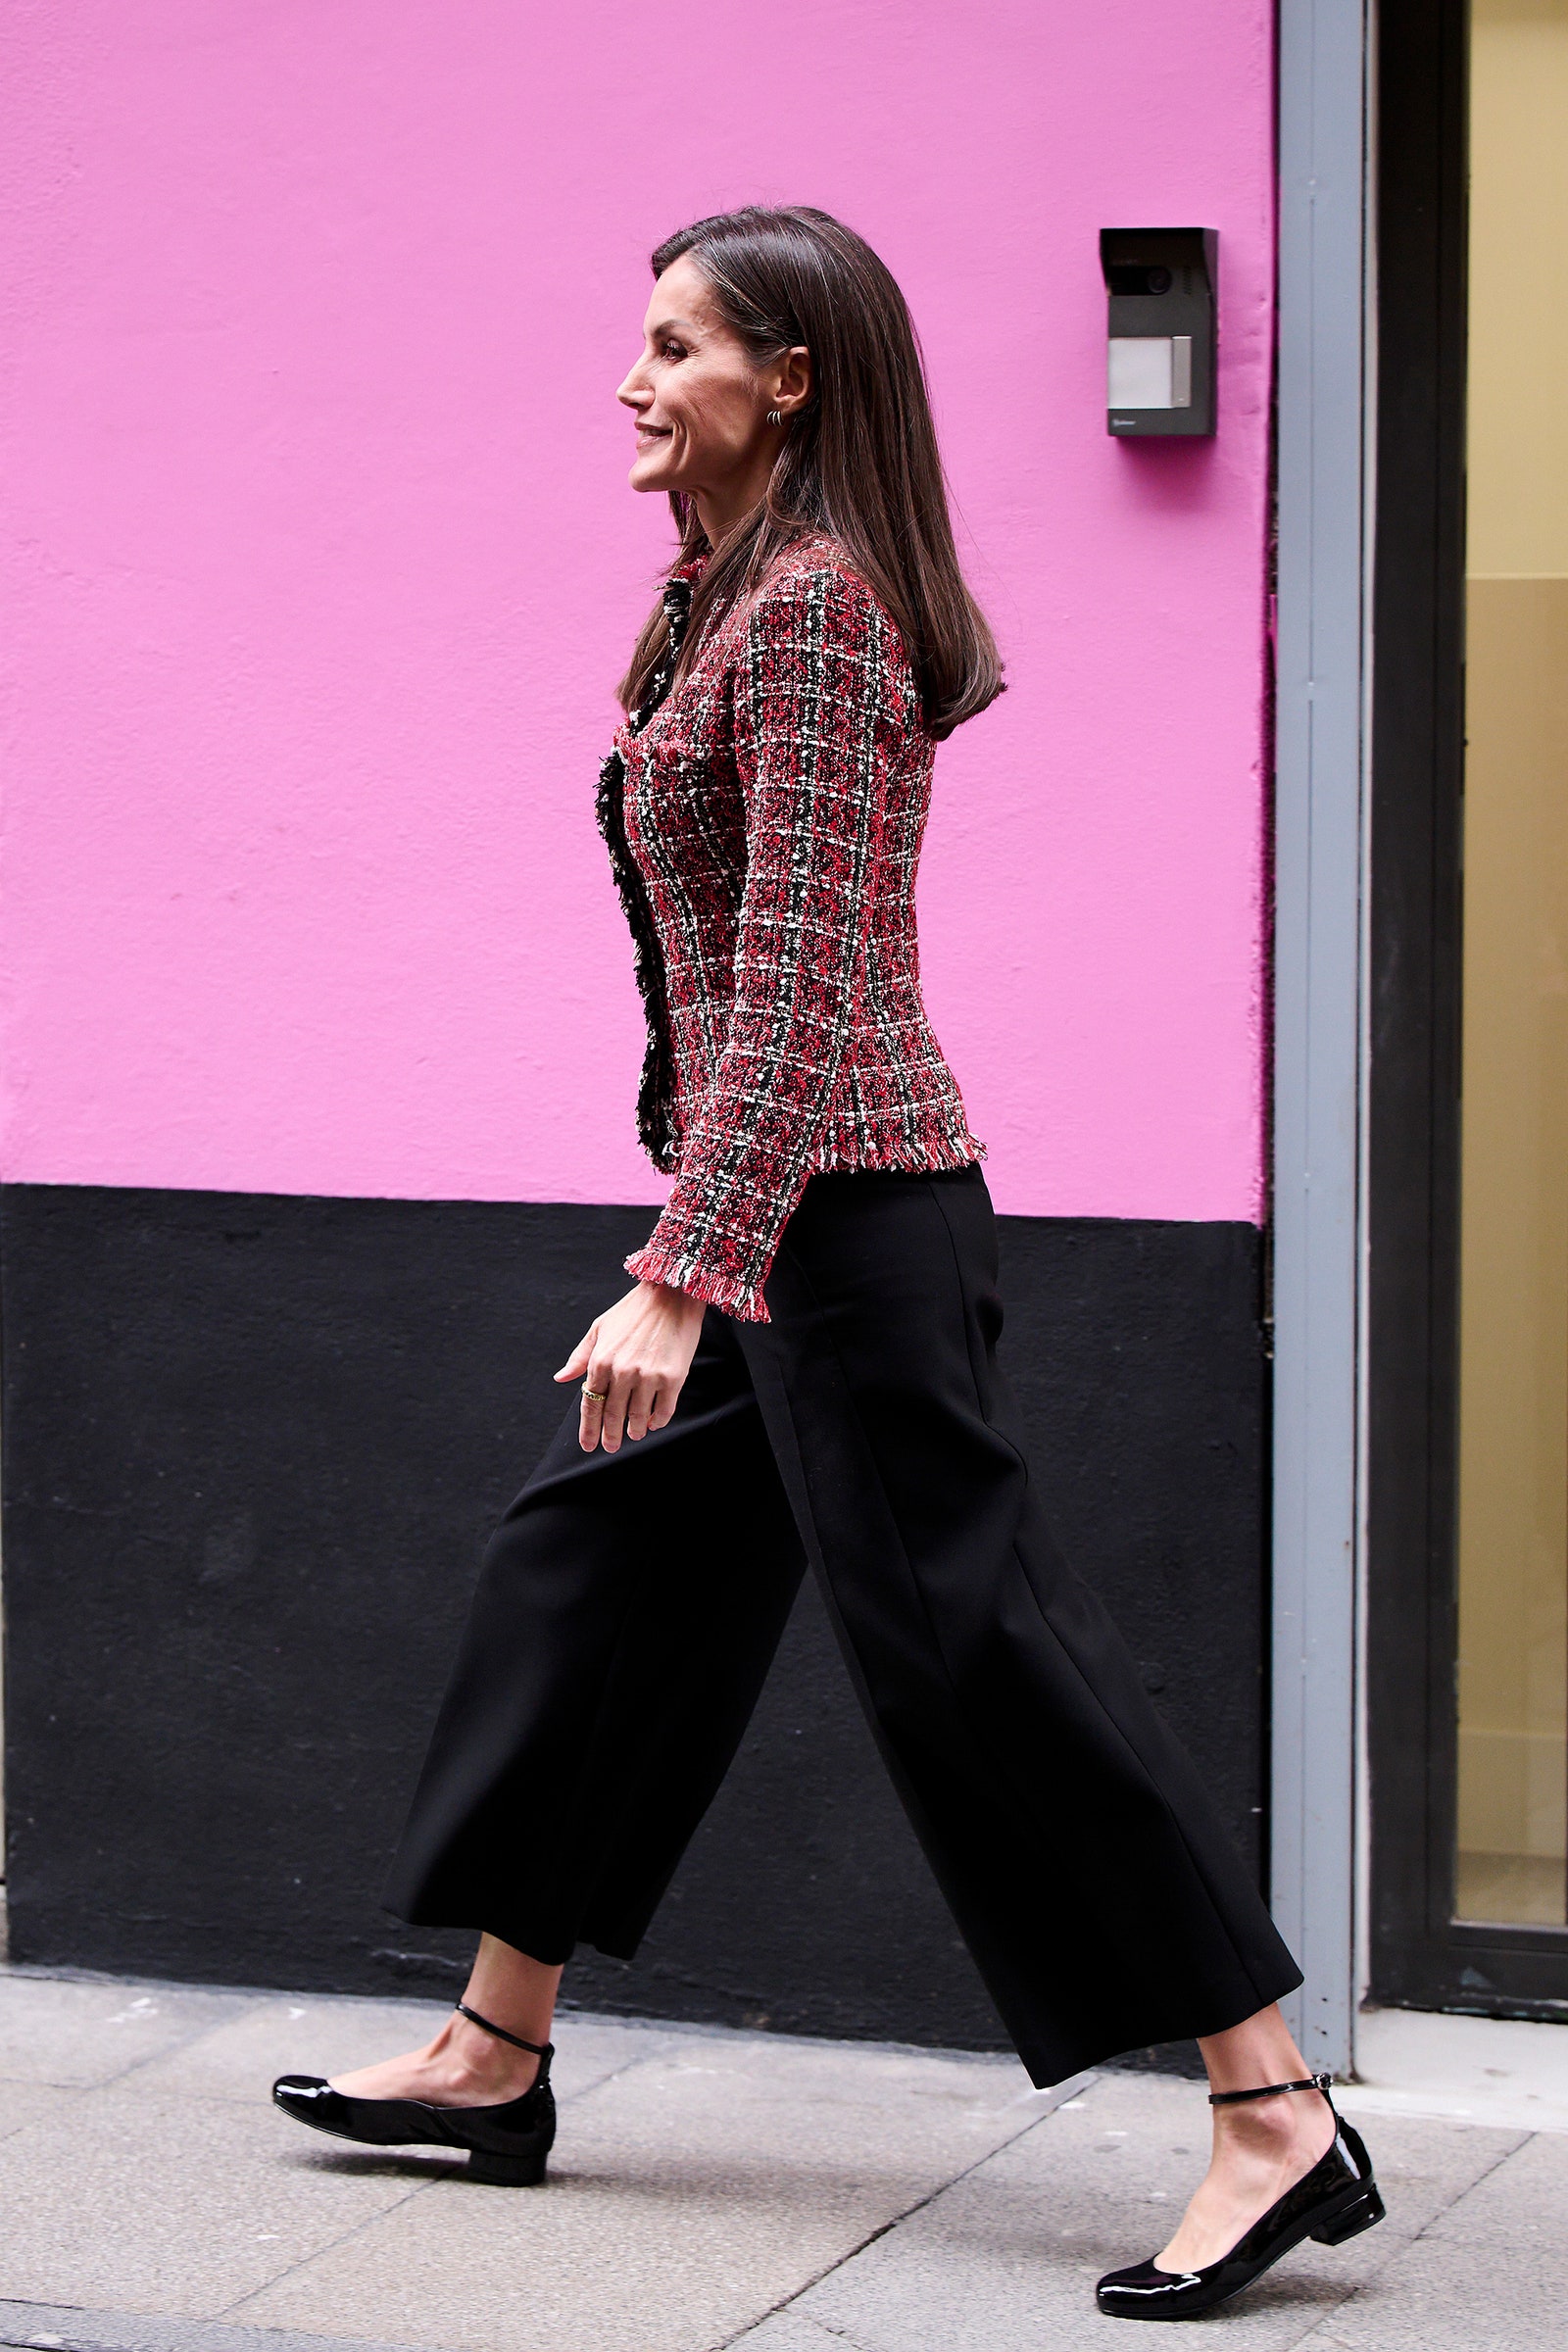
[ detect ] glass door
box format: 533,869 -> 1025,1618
1453,0 -> 1568,1934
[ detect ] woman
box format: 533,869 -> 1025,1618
273,206 -> 1381,2321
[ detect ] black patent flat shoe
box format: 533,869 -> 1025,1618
272,2002 -> 556,2186
1096,2071 -> 1384,2321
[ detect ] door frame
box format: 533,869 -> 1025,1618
1271,0 -> 1375,2075
1366,0 -> 1568,2019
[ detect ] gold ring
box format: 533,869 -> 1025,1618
582,1385 -> 608,1402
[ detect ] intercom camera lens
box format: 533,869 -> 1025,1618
1146,266 -> 1173,294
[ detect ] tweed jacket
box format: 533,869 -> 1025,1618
598,536 -> 982,1324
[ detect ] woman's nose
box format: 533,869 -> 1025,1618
616,367 -> 651,410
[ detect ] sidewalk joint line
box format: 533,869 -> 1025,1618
1250,2123 -> 1541,2350
216,2175 -> 441,2322
1405,2125 -> 1536,2245
211,2027 -> 682,2313
712,2071 -> 1097,2349
211,2034 -> 688,2320
87,1998 -> 275,2095
552,2036 -> 689,2109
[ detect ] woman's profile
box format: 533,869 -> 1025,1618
273,205 -> 1382,2321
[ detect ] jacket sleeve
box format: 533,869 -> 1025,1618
623,565 -> 900,1321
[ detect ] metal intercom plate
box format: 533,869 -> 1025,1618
1100,228 -> 1217,437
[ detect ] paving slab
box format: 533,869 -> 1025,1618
121,1994 -> 455,2105
783,2070 -> 1528,2352
1345,2005 -> 1568,2134
228,2037 -> 1067,2352
0,2083 -> 429,2319
1296,2226 -> 1563,2352
0,2080 -> 80,2146
1414,2117 -> 1568,2245
0,2300 -> 454,2352
728,2314 -> 863,2351
0,1967 -> 1563,2352
0,1977 -> 256,2090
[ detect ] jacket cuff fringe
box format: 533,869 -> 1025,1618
623,1244 -> 770,1325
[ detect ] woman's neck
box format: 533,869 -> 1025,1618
693,453 -> 779,548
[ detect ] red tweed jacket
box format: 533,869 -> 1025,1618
598,537 -> 983,1324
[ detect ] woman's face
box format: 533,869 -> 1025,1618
616,255 -> 802,517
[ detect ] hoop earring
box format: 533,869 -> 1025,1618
766,409 -> 783,426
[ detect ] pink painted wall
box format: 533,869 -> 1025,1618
1,0 -> 1274,1224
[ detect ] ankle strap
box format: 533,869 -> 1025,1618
1209,2070 -> 1332,2106
456,2002 -> 552,2058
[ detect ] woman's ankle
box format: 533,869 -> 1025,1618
1210,2086 -> 1334,2164
457,1933 -> 563,2065
446,2012 -> 542,2098
1198,2001 -> 1316,2103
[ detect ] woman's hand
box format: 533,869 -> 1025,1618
555,1280 -> 707,1453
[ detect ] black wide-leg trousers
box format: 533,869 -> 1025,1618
384,1165 -> 1300,2086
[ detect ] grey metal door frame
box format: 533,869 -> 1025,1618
1272,0 -> 1375,2076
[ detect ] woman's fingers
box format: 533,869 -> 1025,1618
585,1364 -> 676,1451
577,1341 -> 614,1452
624,1375 -> 661,1444
577,1385 -> 606,1452
586,1365 -> 676,1451
556,1324 -> 597,1383
598,1361 -> 639,1453
646,1374 -> 683,1433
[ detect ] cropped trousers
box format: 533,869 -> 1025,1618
384,1164 -> 1300,2087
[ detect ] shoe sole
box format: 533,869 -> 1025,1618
466,2147 -> 550,2185
275,2096 -> 550,2186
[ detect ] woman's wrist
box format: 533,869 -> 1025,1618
641,1277 -> 704,1321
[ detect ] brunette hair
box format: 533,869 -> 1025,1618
616,205 -> 1003,740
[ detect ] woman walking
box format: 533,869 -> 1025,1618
273,206 -> 1381,2321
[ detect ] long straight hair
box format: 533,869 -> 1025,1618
616,206 -> 1003,740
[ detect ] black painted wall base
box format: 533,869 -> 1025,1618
0,1186 -> 1267,2073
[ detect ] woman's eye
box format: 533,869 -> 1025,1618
661,340 -> 688,363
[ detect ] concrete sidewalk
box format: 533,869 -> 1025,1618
0,1969 -> 1559,2352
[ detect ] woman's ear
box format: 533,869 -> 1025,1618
772,344 -> 812,419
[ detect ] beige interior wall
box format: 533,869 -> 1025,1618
1455,0 -> 1568,1912
1456,581 -> 1568,1867
1466,0 -> 1568,579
